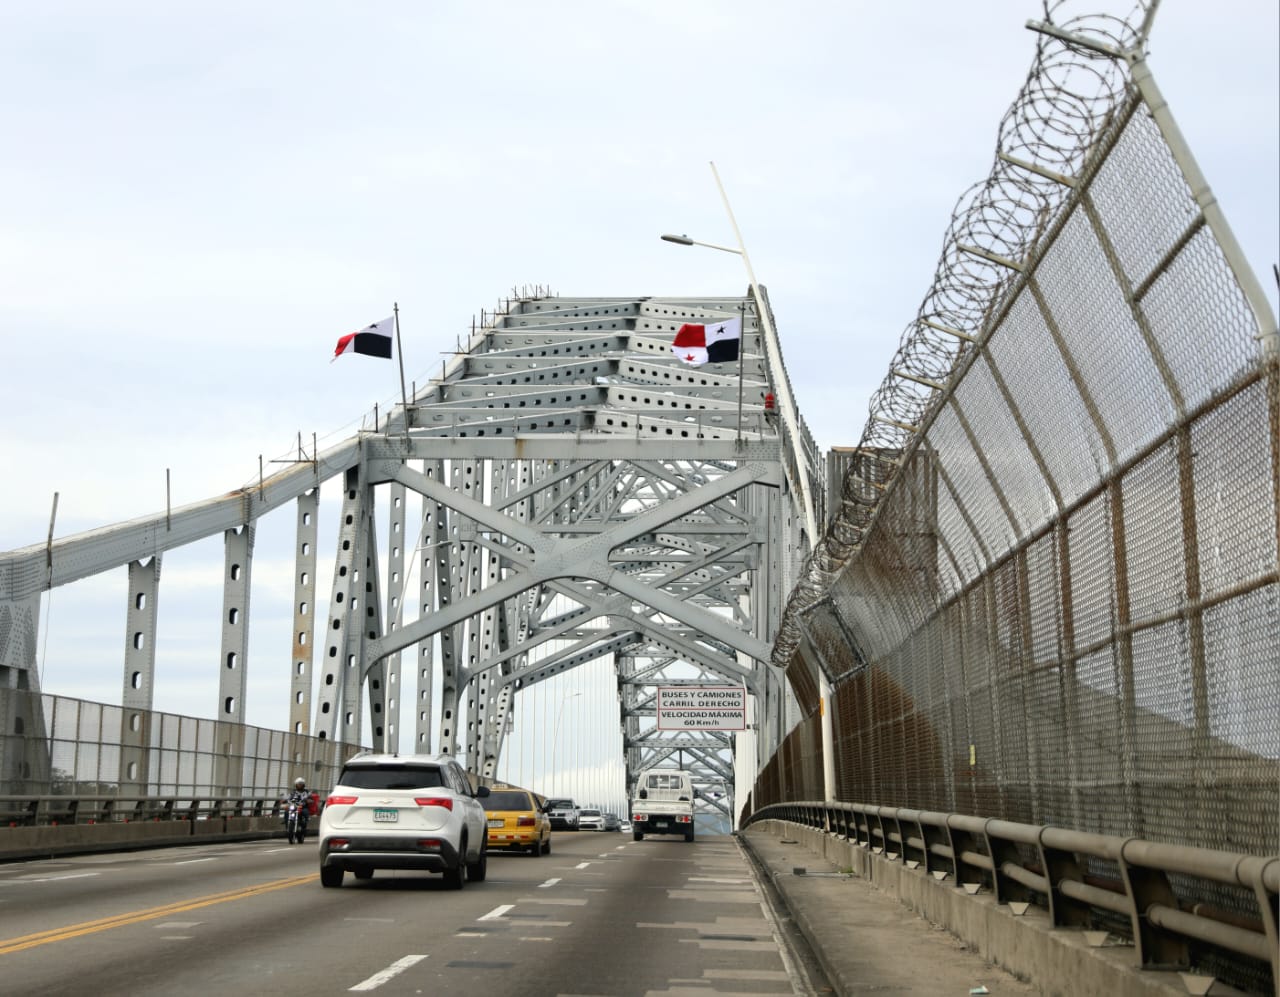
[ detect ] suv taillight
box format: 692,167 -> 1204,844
327,795 -> 358,806
517,815 -> 536,827
415,797 -> 454,810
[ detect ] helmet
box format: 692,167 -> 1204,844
294,777 -> 306,790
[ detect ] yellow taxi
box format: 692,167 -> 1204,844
483,784 -> 551,856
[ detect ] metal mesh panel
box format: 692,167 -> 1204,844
1203,585 -> 1280,824
0,688 -> 366,797
1067,493 -> 1116,654
1121,440 -> 1187,622
995,290 -> 1102,508
1089,101 -> 1197,288
1129,620 -> 1195,843
959,357 -> 1050,535
1141,226 -> 1258,408
1039,205 -> 1177,464
783,649 -> 820,717
801,602 -> 863,681
1192,379 -> 1278,599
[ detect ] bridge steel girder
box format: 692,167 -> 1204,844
353,295 -> 813,797
0,294 -> 818,811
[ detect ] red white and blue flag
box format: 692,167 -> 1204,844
333,316 -> 394,360
670,316 -> 741,367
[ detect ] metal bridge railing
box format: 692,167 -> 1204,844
0,794 -> 295,827
744,801 -> 1279,985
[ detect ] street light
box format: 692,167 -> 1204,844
550,691 -> 582,796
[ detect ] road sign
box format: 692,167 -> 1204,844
656,686 -> 746,731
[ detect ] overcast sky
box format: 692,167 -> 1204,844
2,1 -> 1276,746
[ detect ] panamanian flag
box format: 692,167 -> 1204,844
670,316 -> 741,367
333,316 -> 394,360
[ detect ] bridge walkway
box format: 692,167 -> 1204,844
741,822 -> 1212,997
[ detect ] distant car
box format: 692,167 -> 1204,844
602,812 -> 621,831
318,752 -> 491,889
545,798 -> 580,831
619,819 -> 632,833
484,785 -> 551,856
577,807 -> 605,831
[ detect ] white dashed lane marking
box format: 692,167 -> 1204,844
348,954 -> 427,992
0,873 -> 100,884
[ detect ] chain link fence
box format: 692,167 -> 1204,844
755,4 -> 1277,990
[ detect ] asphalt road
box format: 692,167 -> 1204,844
0,830 -> 824,996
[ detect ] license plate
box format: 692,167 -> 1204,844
373,808 -> 399,822
655,821 -> 670,829
487,819 -> 503,828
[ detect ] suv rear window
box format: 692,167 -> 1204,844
487,790 -> 534,810
338,764 -> 444,790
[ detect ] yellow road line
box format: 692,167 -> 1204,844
0,873 -> 317,956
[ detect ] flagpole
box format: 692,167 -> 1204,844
709,161 -> 833,810
393,303 -> 411,438
709,161 -> 815,540
735,301 -> 745,450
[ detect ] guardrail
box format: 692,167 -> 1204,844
0,793 -> 324,862
744,801 -> 1279,987
1,794 -> 294,827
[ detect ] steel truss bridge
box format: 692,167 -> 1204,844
1,2 -> 1278,988
0,291 -> 822,827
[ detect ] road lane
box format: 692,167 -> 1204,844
0,831 -> 819,995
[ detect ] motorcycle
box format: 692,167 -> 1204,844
284,799 -> 309,844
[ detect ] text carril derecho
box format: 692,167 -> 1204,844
656,686 -> 746,730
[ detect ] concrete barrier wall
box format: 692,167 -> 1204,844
0,816 -> 285,861
752,819 -> 1192,997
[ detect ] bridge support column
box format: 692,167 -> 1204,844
120,556 -> 161,794
214,526 -> 253,794
0,594 -> 50,793
288,489 -> 319,737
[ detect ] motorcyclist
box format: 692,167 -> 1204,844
284,777 -> 311,834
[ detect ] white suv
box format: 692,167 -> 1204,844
318,752 -> 491,889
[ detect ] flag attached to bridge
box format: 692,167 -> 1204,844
670,316 -> 741,367
333,316 -> 395,360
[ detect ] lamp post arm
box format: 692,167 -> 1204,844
661,233 -> 742,256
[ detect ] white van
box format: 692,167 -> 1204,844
630,769 -> 695,842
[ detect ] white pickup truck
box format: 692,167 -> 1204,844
630,768 -> 695,842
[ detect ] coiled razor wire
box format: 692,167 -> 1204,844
773,0 -> 1154,671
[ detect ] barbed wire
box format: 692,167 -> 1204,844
774,0 -> 1154,670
